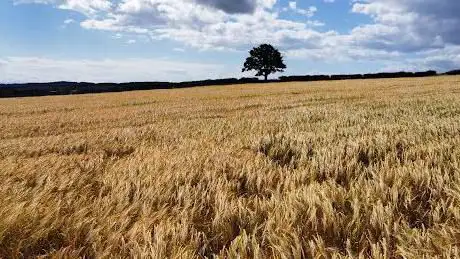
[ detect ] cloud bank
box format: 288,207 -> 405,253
0,57 -> 228,83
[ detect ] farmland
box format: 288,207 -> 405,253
1,76 -> 460,258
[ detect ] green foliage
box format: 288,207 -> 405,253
242,44 -> 286,80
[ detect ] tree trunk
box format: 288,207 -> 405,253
264,74 -> 268,81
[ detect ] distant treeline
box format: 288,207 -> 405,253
0,78 -> 262,98
279,70 -> 439,82
1,69 -> 459,98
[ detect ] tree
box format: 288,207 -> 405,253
242,44 -> 286,81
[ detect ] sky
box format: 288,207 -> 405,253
1,0 -> 460,83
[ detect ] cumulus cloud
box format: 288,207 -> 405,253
193,0 -> 256,14
380,45 -> 460,72
75,0 -> 332,53
287,2 -> 317,18
63,18 -> 75,24
352,0 -> 460,49
61,18 -> 75,28
15,0 -> 112,15
11,0 -> 460,72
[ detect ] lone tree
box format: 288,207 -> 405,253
242,44 -> 286,81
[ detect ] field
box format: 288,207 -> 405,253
1,76 -> 460,258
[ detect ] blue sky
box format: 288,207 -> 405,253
1,0 -> 459,82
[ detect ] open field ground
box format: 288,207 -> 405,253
1,76 -> 460,258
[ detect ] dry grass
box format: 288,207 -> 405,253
1,76 -> 460,258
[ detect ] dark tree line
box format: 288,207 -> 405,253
2,69 -> 456,98
0,78 -> 261,98
279,70 -> 439,82
445,70 -> 460,75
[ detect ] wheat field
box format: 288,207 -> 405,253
1,76 -> 460,258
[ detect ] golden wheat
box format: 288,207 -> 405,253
1,76 -> 460,258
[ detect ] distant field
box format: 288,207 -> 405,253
1,76 -> 460,258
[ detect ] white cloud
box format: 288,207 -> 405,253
305,20 -> 324,27
61,18 -> 76,28
285,44 -> 401,62
59,0 -> 112,15
15,0 -> 112,15
0,57 -> 230,83
63,18 -> 75,24
17,0 -> 326,51
287,1 -> 317,17
11,0 -> 460,73
351,0 -> 460,50
380,45 -> 460,72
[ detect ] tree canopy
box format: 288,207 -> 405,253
242,44 -> 286,81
